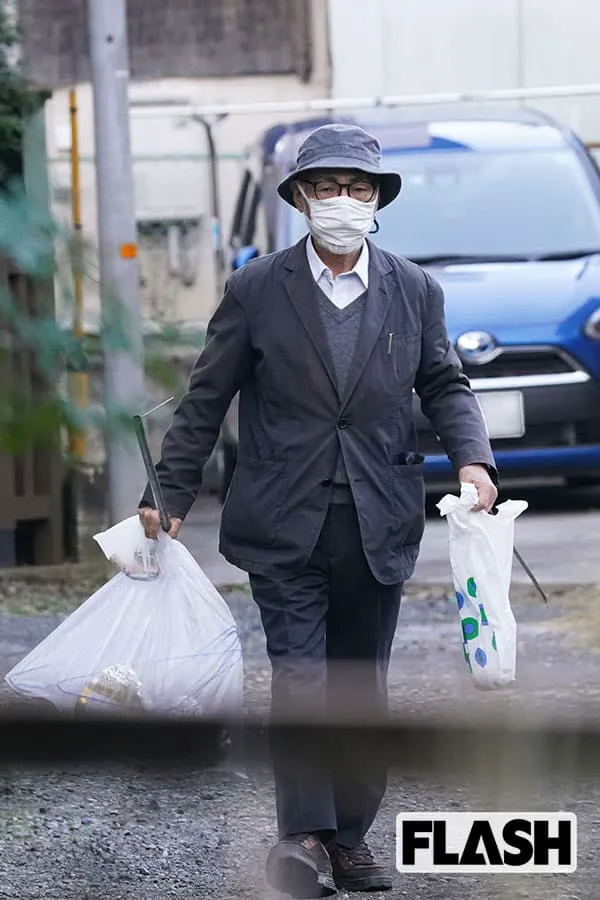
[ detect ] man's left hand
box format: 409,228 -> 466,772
458,464 -> 498,512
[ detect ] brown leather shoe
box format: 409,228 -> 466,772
266,833 -> 337,898
327,840 -> 392,892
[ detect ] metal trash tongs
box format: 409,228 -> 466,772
133,397 -> 174,534
513,546 -> 548,605
490,502 -> 548,605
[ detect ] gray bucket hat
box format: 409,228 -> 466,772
277,123 -> 402,210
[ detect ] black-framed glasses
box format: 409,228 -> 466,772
301,177 -> 378,203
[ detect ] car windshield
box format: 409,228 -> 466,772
285,146 -> 600,261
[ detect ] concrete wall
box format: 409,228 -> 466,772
328,0 -> 600,142
45,0 -> 331,332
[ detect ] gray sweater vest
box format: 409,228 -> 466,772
316,284 -> 368,503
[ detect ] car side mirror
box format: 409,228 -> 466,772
232,245 -> 260,270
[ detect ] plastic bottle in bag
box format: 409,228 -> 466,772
73,664 -> 145,717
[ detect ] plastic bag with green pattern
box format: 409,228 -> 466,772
438,483 -> 528,690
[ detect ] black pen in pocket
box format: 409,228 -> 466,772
387,332 -> 394,354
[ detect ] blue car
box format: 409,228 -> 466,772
218,104 -> 600,497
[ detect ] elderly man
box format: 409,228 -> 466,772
139,124 -> 498,897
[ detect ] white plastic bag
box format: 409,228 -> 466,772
94,514 -> 161,580
5,516 -> 244,718
437,483 -> 528,690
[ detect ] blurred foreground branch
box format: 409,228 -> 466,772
0,184 -> 203,459
0,711 -> 595,779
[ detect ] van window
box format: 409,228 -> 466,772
285,146 -> 600,259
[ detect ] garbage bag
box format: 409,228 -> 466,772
94,513 -> 162,581
437,483 -> 528,690
5,516 -> 244,718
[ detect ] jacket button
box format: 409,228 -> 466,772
321,479 -> 333,487
338,418 -> 349,429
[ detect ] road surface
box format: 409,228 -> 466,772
2,580 -> 600,899
2,485 -> 600,898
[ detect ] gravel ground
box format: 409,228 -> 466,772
0,572 -> 599,899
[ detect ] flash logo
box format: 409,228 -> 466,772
396,813 -> 577,874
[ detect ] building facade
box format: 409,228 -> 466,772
32,0 -> 331,331
328,0 -> 600,144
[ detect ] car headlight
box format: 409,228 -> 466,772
584,308 -> 600,339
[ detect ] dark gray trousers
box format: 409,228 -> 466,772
249,503 -> 402,849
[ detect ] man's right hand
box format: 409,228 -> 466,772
138,507 -> 182,540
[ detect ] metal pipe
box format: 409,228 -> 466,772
130,82 -> 600,121
194,116 -> 227,304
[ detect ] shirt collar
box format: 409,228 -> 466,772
305,235 -> 369,289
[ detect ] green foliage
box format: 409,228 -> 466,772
0,0 -> 16,60
0,1 -> 40,188
0,184 -> 204,457
0,7 -> 204,459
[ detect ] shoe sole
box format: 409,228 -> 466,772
335,873 -> 393,892
266,845 -> 337,898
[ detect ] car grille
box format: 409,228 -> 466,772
460,348 -> 580,380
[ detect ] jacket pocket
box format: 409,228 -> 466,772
380,332 -> 421,389
389,461 -> 426,550
220,456 -> 288,549
392,452 -> 424,466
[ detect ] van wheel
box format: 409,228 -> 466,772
219,442 -> 237,505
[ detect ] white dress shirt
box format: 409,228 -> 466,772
305,236 -> 369,310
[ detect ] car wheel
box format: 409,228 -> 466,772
218,441 -> 237,505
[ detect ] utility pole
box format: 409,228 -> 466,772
88,0 -> 147,525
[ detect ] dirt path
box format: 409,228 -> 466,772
0,577 -> 599,899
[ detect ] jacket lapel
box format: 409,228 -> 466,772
340,241 -> 393,409
283,239 -> 340,401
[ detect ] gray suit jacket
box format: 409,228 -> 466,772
140,238 -> 497,584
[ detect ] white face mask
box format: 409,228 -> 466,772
297,184 -> 377,255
